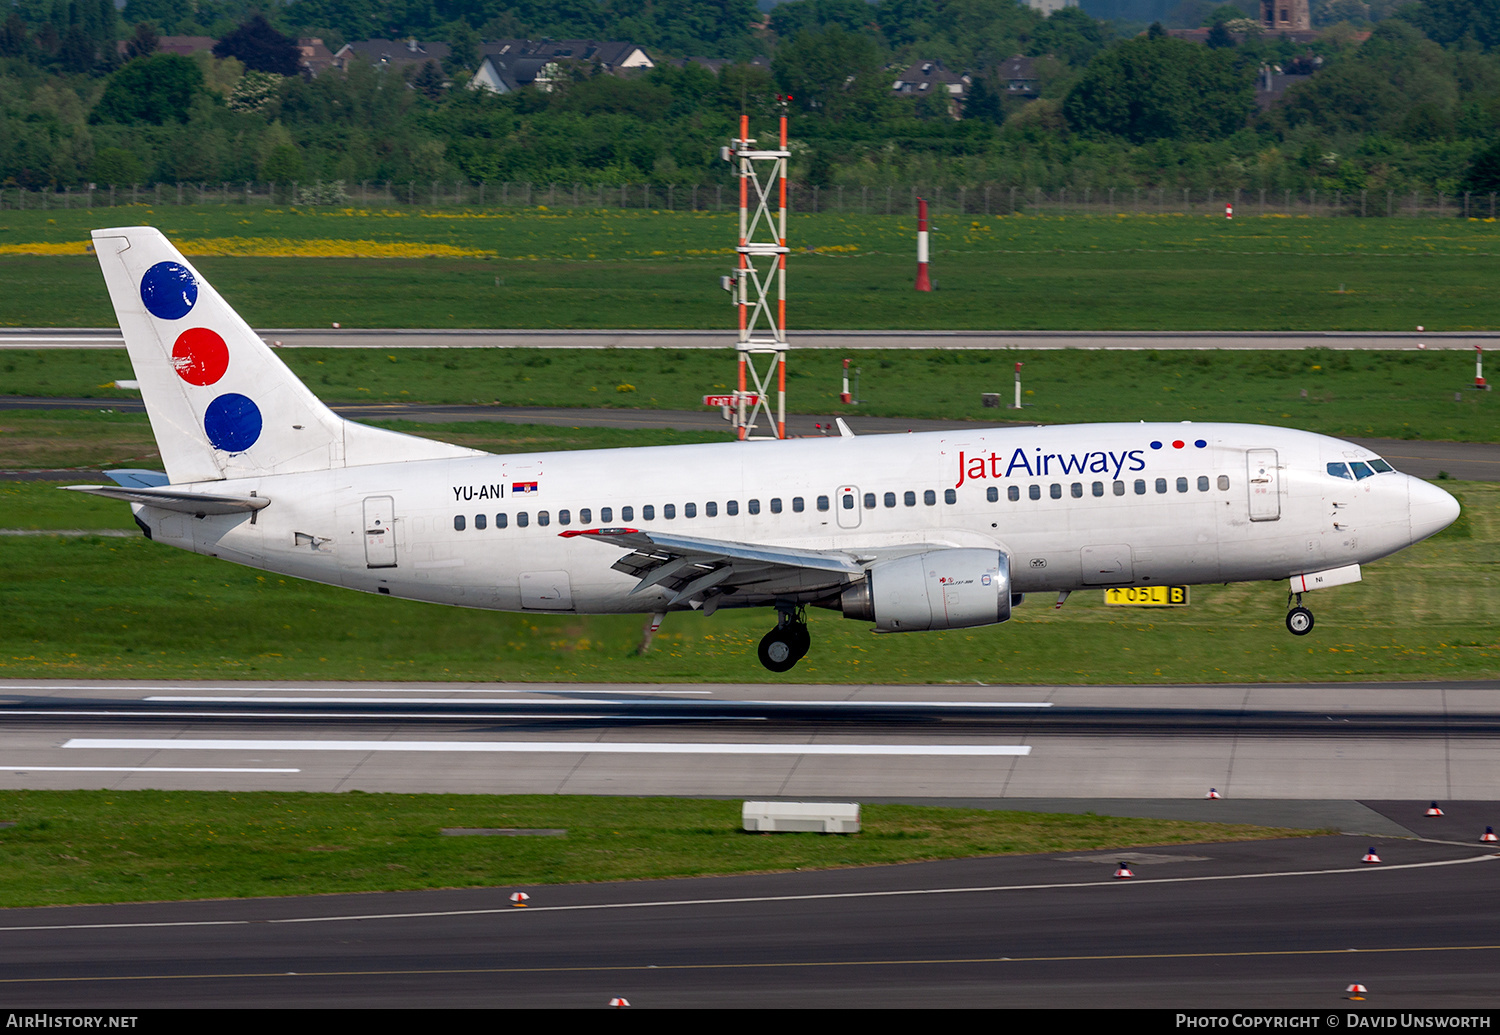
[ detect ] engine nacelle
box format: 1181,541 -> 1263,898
840,549 -> 1011,632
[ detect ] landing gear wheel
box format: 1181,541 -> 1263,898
758,627 -> 800,672
787,622 -> 811,662
1286,606 -> 1314,636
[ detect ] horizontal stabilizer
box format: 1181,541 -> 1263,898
63,484 -> 270,516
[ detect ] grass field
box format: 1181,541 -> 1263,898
0,791 -> 1307,907
2,479 -> 1492,684
6,345 -> 1497,444
1,206 -> 1498,330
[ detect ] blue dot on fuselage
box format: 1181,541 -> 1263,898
1149,441 -> 1162,449
140,261 -> 198,320
1195,439 -> 1207,448
204,393 -> 261,452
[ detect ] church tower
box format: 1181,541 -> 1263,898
1261,0 -> 1311,31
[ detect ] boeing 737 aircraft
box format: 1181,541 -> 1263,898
68,227 -> 1460,671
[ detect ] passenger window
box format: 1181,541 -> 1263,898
601,507 -> 612,523
454,515 -> 466,531
1327,462 -> 1353,480
497,513 -> 508,528
1134,480 -> 1146,495
1155,478 -> 1167,494
580,508 -> 591,524
793,497 -> 804,512
1071,482 -> 1083,498
642,505 -> 655,521
987,486 -> 999,502
924,489 -> 937,505
621,506 -> 633,521
706,501 -> 717,517
685,502 -> 696,518
663,504 -> 675,519
558,510 -> 570,525
1029,485 -> 1041,500
727,500 -> 739,516
538,511 -> 550,526
517,512 -> 529,527
1008,486 -> 1020,501
1197,476 -> 1209,492
1050,483 -> 1062,499
884,492 -> 897,508
943,488 -> 955,504
863,492 -> 876,509
1092,481 -> 1104,497
771,498 -> 783,514
1114,481 -> 1125,496
904,491 -> 917,507
749,499 -> 761,515
475,513 -> 487,530
1176,477 -> 1188,493
816,496 -> 829,512
1217,475 -> 1230,491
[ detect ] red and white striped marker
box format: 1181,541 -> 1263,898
609,997 -> 631,1008
1362,847 -> 1382,864
1113,861 -> 1134,879
840,357 -> 852,404
1482,826 -> 1497,842
1206,788 -> 1221,800
1477,345 -> 1486,390
1346,984 -> 1368,1000
509,892 -> 530,907
915,197 -> 932,292
1225,201 -> 1233,220
1426,802 -> 1444,817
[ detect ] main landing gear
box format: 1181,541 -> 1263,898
1285,592 -> 1315,636
758,605 -> 811,673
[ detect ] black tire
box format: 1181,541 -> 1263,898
1286,606 -> 1314,636
758,628 -> 799,672
788,622 -> 811,661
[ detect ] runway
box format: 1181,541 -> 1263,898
0,832 -> 1496,1007
2,327 -> 1494,350
5,679 -> 1500,1007
5,680 -> 1500,804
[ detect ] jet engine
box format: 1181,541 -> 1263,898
840,549 -> 1011,632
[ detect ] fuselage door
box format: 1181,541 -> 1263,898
836,485 -> 862,529
363,495 -> 398,568
1247,449 -> 1281,522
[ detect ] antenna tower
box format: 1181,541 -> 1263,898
726,106 -> 789,440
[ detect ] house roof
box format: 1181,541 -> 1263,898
336,39 -> 452,69
891,59 -> 970,96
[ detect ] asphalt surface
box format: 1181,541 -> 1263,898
0,831 -> 1496,1007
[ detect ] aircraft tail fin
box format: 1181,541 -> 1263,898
91,226 -> 482,483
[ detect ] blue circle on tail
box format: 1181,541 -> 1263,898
204,393 -> 262,452
140,261 -> 198,320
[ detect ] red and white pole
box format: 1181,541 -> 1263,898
1012,361 -> 1023,409
915,197 -> 932,291
1225,201 -> 1233,220
1478,344 -> 1487,390
840,357 -> 852,404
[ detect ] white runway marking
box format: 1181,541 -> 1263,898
0,852 -> 1492,934
64,738 -> 1032,757
5,685 -> 714,695
143,696 -> 1052,708
0,766 -> 301,773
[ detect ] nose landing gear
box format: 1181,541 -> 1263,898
1285,592 -> 1315,636
758,605 -> 811,672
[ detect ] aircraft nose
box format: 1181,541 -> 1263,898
1409,477 -> 1460,543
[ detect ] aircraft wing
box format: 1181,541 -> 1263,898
560,527 -> 865,611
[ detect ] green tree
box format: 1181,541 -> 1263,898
1064,35 -> 1254,143
90,146 -> 146,184
214,15 -> 298,77
90,53 -> 204,125
773,25 -> 889,124
1404,0 -> 1500,53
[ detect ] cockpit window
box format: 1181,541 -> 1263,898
1327,462 -> 1353,479
1350,461 -> 1375,480
1369,458 -> 1394,474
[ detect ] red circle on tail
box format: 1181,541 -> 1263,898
171,327 -> 229,385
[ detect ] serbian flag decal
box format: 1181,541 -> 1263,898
512,481 -> 538,494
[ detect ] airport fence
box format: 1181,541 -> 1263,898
2,180 -> 1497,220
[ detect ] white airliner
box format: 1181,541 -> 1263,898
68,226 -> 1460,672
